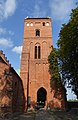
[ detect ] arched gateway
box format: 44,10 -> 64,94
37,87 -> 47,107
20,17 -> 66,110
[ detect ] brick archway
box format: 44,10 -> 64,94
37,87 -> 47,107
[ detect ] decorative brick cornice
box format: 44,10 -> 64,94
0,50 -> 11,67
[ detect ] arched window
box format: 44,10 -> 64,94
43,22 -> 45,26
36,29 -> 40,36
38,46 -> 40,59
35,46 -> 37,59
34,45 -> 41,59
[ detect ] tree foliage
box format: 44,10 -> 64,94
48,47 -> 62,90
58,6 -> 78,98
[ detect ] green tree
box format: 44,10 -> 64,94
48,47 -> 62,91
58,6 -> 78,98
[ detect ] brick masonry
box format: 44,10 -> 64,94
20,18 -> 66,109
0,51 -> 25,113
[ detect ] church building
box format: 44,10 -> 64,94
20,17 -> 66,109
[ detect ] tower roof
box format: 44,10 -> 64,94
24,17 -> 51,20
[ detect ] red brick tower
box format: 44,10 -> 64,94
20,18 -> 66,109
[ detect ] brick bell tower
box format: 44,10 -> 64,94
20,17 -> 53,108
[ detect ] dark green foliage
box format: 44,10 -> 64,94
58,6 -> 78,98
48,47 -> 62,90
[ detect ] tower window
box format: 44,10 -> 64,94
26,23 -> 29,26
30,23 -> 33,26
35,46 -> 37,59
36,30 -> 40,36
34,45 -> 41,59
38,46 -> 40,59
46,22 -> 49,26
43,22 -> 45,26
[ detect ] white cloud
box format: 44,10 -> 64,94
0,28 -> 6,34
0,38 -> 13,47
8,30 -> 14,36
4,0 -> 17,18
12,46 -> 22,55
33,4 -> 40,17
33,1 -> 46,17
0,0 -> 17,21
49,0 -> 76,21
0,1 -> 4,20
0,27 -> 14,36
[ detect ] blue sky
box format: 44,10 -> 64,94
0,0 -> 77,100
0,0 -> 77,70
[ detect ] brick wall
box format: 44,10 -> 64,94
0,51 -> 25,114
20,18 -> 66,109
